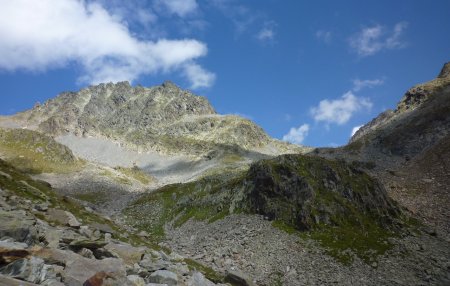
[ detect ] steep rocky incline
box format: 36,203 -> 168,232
0,158 -> 232,286
6,81 -> 304,156
348,62 -> 450,164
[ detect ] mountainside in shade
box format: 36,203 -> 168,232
5,81 -> 304,156
347,62 -> 450,165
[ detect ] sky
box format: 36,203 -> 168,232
0,0 -> 449,147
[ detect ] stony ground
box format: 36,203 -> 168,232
165,214 -> 450,286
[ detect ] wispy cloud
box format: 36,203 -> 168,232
352,78 -> 384,92
316,30 -> 332,44
282,124 -> 310,145
256,21 -> 277,42
155,0 -> 199,17
349,22 -> 408,56
310,91 -> 372,125
0,0 -> 214,88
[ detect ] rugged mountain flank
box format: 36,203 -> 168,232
347,62 -> 450,164
7,81 -> 303,156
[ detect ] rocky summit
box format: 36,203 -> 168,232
0,63 -> 449,286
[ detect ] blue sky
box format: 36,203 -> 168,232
1,0 -> 449,147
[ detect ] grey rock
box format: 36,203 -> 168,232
62,256 -> 127,286
0,274 -> 39,285
187,272 -> 216,286
148,270 -> 178,286
0,210 -> 36,243
46,209 -> 81,228
0,257 -> 45,284
104,242 -> 146,266
224,270 -> 255,286
127,274 -> 146,286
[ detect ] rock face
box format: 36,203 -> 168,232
8,81 -> 299,155
349,62 -> 450,163
244,154 -> 400,230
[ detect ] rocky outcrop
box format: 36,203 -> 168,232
342,62 -> 450,170
243,154 -> 400,231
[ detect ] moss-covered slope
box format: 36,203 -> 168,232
124,154 -> 404,263
0,128 -> 83,174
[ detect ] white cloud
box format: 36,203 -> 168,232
316,30 -> 332,44
183,63 -> 216,89
310,91 -> 372,125
0,0 -> 214,87
352,78 -> 384,92
256,21 -> 277,42
349,22 -> 408,56
282,124 -> 309,145
351,125 -> 363,137
156,0 -> 198,17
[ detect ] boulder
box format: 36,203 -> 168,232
0,274 -> 39,285
69,239 -> 108,251
104,243 -> 146,266
0,247 -> 30,265
62,256 -> 127,286
0,257 -> 45,284
187,272 -> 216,286
46,209 -> 81,228
224,270 -> 255,286
127,274 -> 145,286
0,210 -> 36,243
148,270 -> 178,286
90,223 -> 114,234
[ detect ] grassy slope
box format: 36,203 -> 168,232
0,128 -> 84,174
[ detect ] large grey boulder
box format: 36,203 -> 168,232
187,272 -> 216,286
0,210 -> 36,243
127,274 -> 146,286
0,274 -> 39,285
148,270 -> 178,286
46,209 -> 81,228
0,257 -> 44,284
104,242 -> 146,266
61,255 -> 127,286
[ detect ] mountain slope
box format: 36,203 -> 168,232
6,81 -> 304,156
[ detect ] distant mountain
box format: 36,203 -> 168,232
4,81 -> 305,156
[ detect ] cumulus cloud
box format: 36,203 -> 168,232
310,91 -> 372,125
316,30 -> 332,44
156,0 -> 198,17
349,22 -> 408,56
351,125 -> 363,137
0,0 -> 214,88
282,124 -> 310,145
352,78 -> 384,92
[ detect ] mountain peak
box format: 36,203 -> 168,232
438,62 -> 450,79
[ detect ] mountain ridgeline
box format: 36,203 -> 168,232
11,81 -> 303,156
